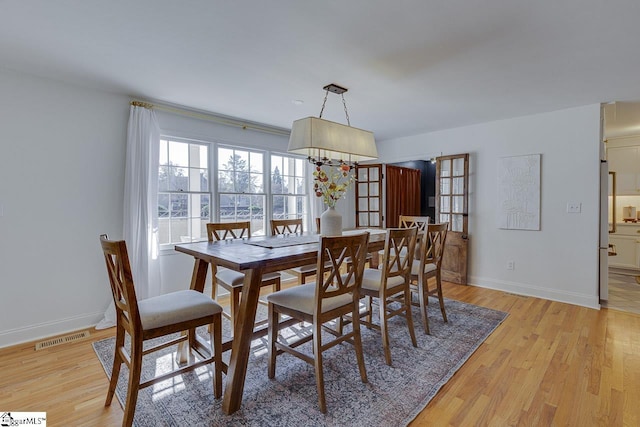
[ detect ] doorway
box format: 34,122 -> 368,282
601,101 -> 640,314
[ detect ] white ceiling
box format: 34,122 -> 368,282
2,0 -> 640,140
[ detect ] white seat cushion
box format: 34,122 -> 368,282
266,283 -> 354,315
216,267 -> 280,288
289,263 -> 318,274
410,260 -> 437,276
361,268 -> 405,291
138,290 -> 222,330
290,261 -> 334,274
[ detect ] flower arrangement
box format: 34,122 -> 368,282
313,164 -> 353,208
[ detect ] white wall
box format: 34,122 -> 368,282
377,104 -> 602,308
0,69 -> 130,347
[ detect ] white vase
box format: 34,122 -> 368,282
320,206 -> 342,237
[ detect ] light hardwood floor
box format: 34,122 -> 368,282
1,283 -> 639,426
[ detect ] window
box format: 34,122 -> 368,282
158,139 -> 210,245
271,154 -> 308,225
157,139 -> 308,246
218,146 -> 267,235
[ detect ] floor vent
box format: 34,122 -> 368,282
35,330 -> 90,351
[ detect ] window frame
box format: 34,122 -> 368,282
269,152 -> 309,229
158,137 -> 211,249
216,144 -> 269,236
157,136 -> 310,250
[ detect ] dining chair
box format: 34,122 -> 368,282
270,218 -> 330,285
373,215 -> 429,268
266,232 -> 370,413
270,218 -> 304,235
399,215 -> 430,231
206,221 -> 281,332
360,226 -> 419,366
409,223 -> 449,334
99,234 -> 224,427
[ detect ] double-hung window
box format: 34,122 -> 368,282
217,146 -> 267,235
157,139 -> 308,246
158,138 -> 210,246
270,154 -> 308,226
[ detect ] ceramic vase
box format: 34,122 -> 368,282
320,206 -> 342,237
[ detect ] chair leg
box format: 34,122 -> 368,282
123,339 -> 143,427
366,295 -> 373,327
418,276 -> 430,334
210,313 -> 223,398
379,294 -> 392,366
404,286 -> 418,348
105,326 -> 125,406
352,302 -> 368,383
436,273 -> 447,323
267,303 -> 278,379
313,321 -> 327,413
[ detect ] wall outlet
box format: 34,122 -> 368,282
506,261 -> 515,270
567,202 -> 582,213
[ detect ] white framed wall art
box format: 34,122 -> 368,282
497,153 -> 541,230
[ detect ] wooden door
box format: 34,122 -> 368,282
355,164 -> 383,228
436,154 -> 469,284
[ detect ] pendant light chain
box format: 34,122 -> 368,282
318,89 -> 330,119
317,87 -> 351,126
341,94 -> 351,126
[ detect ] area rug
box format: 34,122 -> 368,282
93,298 -> 507,426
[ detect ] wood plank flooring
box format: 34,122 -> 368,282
1,283 -> 639,426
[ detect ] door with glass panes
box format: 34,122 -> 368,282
436,154 -> 469,284
355,164 -> 383,228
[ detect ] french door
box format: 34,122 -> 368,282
355,164 -> 383,228
436,153 -> 469,284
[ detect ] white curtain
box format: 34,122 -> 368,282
96,104 -> 161,329
308,165 -> 324,230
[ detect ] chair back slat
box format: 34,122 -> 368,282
399,215 -> 430,231
207,221 -> 251,241
423,223 -> 449,268
316,233 -> 369,305
271,218 -> 303,235
100,234 -> 140,332
381,227 -> 418,280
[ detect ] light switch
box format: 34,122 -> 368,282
567,202 -> 582,213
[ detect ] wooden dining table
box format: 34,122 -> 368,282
174,228 -> 387,414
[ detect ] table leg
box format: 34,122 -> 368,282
222,266 -> 263,414
189,258 -> 210,293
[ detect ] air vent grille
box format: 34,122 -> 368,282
35,330 -> 90,351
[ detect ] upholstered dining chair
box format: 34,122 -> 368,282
270,218 -> 330,285
409,223 -> 449,334
399,215 -> 430,231
206,221 -> 281,332
99,234 -> 224,427
266,232 -> 370,413
373,215 -> 428,268
360,226 -> 419,366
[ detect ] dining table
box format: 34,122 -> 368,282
174,228 -> 387,414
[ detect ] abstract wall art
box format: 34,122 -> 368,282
497,154 -> 541,230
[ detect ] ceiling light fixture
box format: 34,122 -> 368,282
287,83 -> 378,168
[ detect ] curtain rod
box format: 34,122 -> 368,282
129,100 -> 291,137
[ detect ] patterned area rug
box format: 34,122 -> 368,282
92,298 -> 507,426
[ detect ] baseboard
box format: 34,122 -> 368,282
468,276 -> 601,310
0,311 -> 104,349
